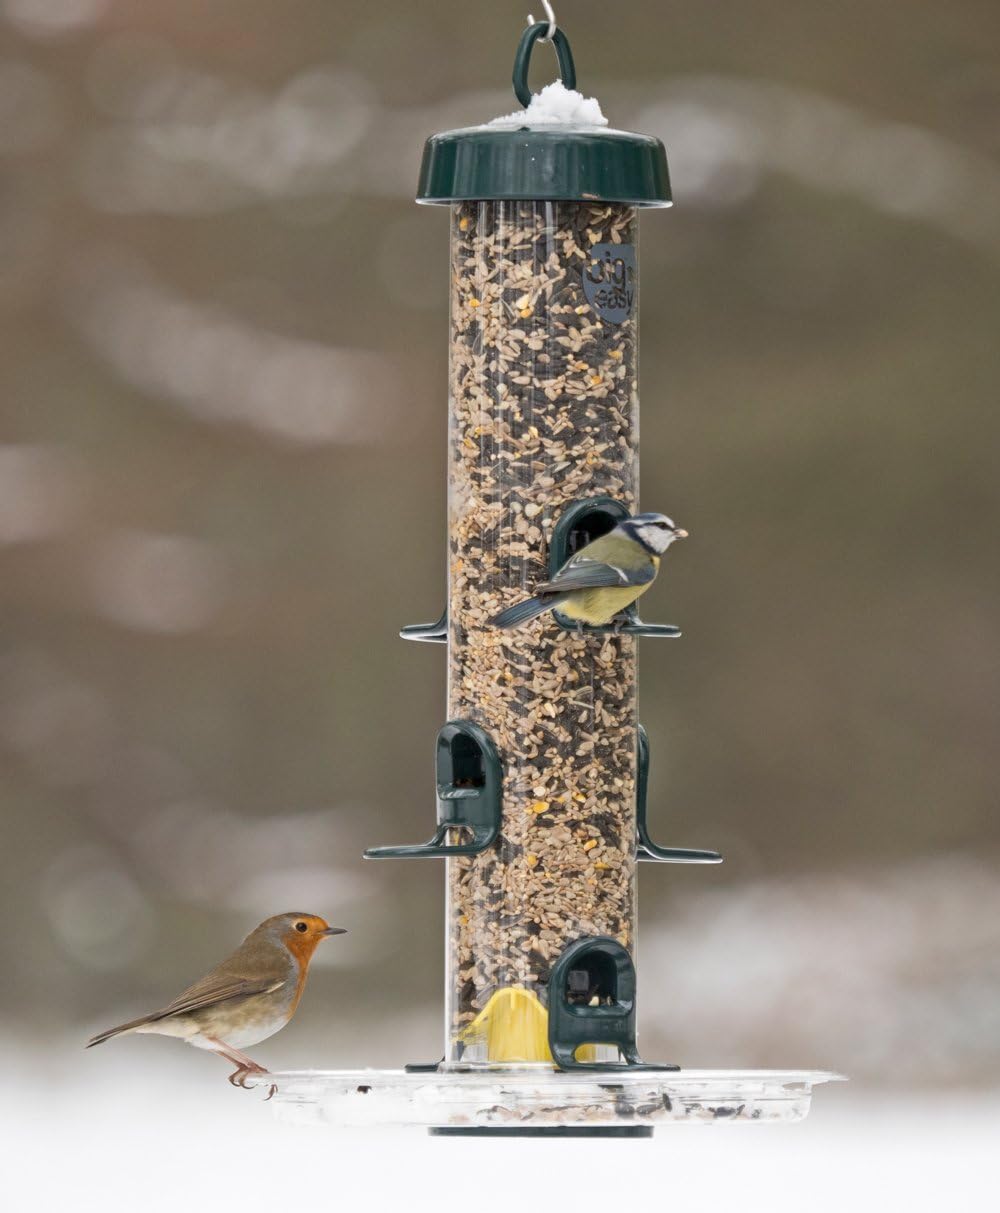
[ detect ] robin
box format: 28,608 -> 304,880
86,912 -> 345,1097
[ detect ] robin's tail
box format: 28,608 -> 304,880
86,1013 -> 158,1047
488,595 -> 561,629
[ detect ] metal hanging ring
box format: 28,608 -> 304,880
512,21 -> 577,109
526,0 -> 557,41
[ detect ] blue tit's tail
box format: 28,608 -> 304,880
488,594 -> 562,629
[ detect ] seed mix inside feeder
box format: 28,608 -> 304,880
252,18 -> 842,1134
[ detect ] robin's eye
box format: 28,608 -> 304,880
295,921 -> 308,932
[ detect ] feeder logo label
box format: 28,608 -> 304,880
583,244 -> 636,324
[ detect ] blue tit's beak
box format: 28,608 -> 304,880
321,927 -> 347,936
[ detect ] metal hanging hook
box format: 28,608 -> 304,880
526,0 -> 556,42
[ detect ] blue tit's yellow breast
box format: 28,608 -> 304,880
559,582 -> 654,625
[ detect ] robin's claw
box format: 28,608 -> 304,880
226,1060 -> 273,1092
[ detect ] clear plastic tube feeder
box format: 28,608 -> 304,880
253,19 -> 842,1135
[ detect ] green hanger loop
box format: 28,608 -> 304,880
513,22 -> 577,109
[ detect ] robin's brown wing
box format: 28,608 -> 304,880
85,974 -> 287,1046
155,974 -> 287,1020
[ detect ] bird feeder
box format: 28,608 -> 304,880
255,18 -> 840,1133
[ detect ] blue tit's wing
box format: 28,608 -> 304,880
535,555 -> 655,596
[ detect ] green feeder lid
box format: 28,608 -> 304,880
416,23 -> 671,208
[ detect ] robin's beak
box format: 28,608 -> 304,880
321,927 -> 347,936
673,528 -> 688,539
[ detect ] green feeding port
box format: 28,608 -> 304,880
399,609 -> 448,644
566,948 -> 621,1007
636,725 -> 723,864
364,721 -> 502,859
441,725 -> 485,793
547,936 -> 678,1072
549,496 -> 627,569
549,498 -> 681,638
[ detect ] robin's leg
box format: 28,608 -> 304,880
206,1038 -> 277,1099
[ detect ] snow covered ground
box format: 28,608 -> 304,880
4,1051 -> 993,1213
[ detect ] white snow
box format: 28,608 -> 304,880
489,79 -> 608,128
3,1050 -> 996,1213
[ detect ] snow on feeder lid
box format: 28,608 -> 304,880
416,21 -> 671,207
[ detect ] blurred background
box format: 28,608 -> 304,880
1,0 -> 998,1136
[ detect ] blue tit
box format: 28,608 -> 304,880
489,512 -> 687,630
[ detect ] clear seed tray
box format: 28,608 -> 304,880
249,1069 -> 843,1131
